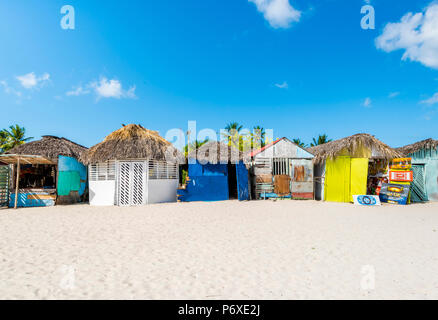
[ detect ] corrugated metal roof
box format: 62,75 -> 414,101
249,138 -> 283,157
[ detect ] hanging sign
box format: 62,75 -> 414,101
379,183 -> 410,205
389,170 -> 413,182
390,158 -> 412,170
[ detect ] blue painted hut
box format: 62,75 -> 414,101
0,136 -> 88,208
397,139 -> 438,202
178,141 -> 249,202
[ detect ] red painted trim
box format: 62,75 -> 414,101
249,138 -> 283,157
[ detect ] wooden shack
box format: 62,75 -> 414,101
247,137 -> 315,199
397,139 -> 438,202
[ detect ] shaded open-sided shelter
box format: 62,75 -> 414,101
397,139 -> 438,202
80,124 -> 182,206
309,134 -> 400,203
247,137 -> 315,199
0,136 -> 88,208
177,141 -> 250,202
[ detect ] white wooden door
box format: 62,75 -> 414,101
117,161 -> 147,206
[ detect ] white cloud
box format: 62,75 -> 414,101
274,81 -> 288,89
389,91 -> 400,98
16,72 -> 50,89
249,0 -> 301,29
376,3 -> 438,69
0,80 -> 22,97
421,92 -> 438,105
90,77 -> 136,100
66,85 -> 90,96
362,97 -> 372,107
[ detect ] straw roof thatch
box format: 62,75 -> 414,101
5,135 -> 87,162
396,138 -> 438,156
187,141 -> 243,164
307,133 -> 401,163
80,124 -> 182,164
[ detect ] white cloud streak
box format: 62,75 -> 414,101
66,86 -> 90,96
274,81 -> 288,89
421,92 -> 438,105
362,97 -> 372,107
90,77 -> 136,100
249,0 -> 301,29
66,77 -> 136,100
0,80 -> 22,97
376,3 -> 438,69
16,72 -> 50,89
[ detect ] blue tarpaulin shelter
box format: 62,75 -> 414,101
178,141 -> 249,202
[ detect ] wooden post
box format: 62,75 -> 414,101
14,158 -> 20,209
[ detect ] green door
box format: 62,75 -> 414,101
0,166 -> 10,207
411,165 -> 428,203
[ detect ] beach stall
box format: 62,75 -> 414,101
0,136 -> 88,208
397,139 -> 438,202
0,162 -> 9,207
246,137 -> 315,200
80,124 -> 181,206
177,141 -> 250,202
308,134 -> 400,203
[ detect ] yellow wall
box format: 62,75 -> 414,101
325,157 -> 368,202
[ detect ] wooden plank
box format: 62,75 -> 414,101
26,194 -> 56,200
14,158 -> 20,209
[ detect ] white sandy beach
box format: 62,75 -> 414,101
0,200 -> 437,300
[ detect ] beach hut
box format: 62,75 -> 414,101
80,124 -> 181,206
246,137 -> 315,199
0,136 -> 88,208
177,141 -> 250,202
308,134 -> 400,203
397,139 -> 438,202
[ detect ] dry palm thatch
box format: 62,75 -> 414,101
187,140 -> 243,164
396,138 -> 438,156
80,124 -> 182,164
6,135 -> 87,162
307,133 -> 401,163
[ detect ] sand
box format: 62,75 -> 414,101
0,200 -> 437,300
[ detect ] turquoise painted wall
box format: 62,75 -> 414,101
9,192 -> 55,207
410,148 -> 438,201
57,155 -> 87,199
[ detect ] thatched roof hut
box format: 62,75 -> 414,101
80,124 -> 182,165
308,133 -> 401,164
5,135 -> 87,162
396,138 -> 438,156
187,141 -> 243,164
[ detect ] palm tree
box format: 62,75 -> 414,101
183,138 -> 210,157
2,125 -> 33,151
310,134 -> 332,147
222,122 -> 245,150
292,138 -> 307,148
0,130 -> 9,153
252,126 -> 266,148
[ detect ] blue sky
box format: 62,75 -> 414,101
0,0 -> 437,149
